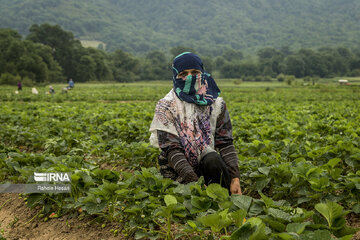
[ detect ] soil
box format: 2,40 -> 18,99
347,213 -> 360,240
0,194 -> 122,240
0,193 -> 359,240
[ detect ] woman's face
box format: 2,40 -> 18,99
177,69 -> 201,80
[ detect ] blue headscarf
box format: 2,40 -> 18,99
172,52 -> 220,106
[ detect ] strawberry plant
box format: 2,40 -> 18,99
0,83 -> 359,239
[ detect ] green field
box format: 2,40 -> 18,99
0,81 -> 359,239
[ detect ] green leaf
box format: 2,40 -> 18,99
26,193 -> 43,208
247,218 -> 267,240
124,206 -> 142,213
315,201 -> 348,230
187,220 -> 198,230
115,189 -> 129,196
164,195 -> 177,206
286,222 -> 310,234
308,177 -> 329,191
219,200 -> 233,210
134,191 -> 150,199
339,235 -> 355,240
231,222 -> 255,240
326,158 -> 341,169
267,208 -> 292,222
231,194 -> 253,211
135,231 -> 148,240
345,154 -> 360,169
173,184 -> 191,196
291,209 -> 314,223
306,167 -> 322,178
259,216 -> 286,232
197,213 -> 221,231
258,167 -> 271,176
191,196 -> 211,210
189,183 -> 204,196
352,203 -> 360,213
297,197 -> 311,205
334,225 -> 359,238
231,217 -> 267,240
84,201 -> 106,215
256,177 -> 271,191
229,209 -> 247,227
248,199 -> 265,217
197,209 -> 231,233
206,183 -> 229,201
259,192 -> 274,208
300,230 -> 332,240
272,232 -> 299,240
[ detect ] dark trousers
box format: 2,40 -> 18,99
198,152 -> 231,190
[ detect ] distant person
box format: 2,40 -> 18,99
17,81 -> 22,91
149,52 -> 242,195
69,78 -> 74,89
49,86 -> 55,94
31,88 -> 38,94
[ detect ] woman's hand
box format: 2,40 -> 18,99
230,178 -> 242,195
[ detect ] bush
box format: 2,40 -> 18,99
303,76 -> 312,82
243,76 -> 254,81
22,77 -> 34,87
263,75 -> 272,81
0,73 -> 21,85
233,79 -> 242,85
277,73 -> 285,82
285,75 -> 296,85
349,69 -> 360,77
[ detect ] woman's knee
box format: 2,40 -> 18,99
201,152 -> 224,172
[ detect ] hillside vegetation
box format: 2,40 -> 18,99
1,25 -> 360,85
0,0 -> 359,55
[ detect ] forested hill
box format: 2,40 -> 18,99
0,0 -> 359,55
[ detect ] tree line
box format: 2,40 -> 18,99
1,0 -> 359,55
1,24 -> 359,85
218,46 -> 360,80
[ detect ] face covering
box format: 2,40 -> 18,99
172,52 -> 220,106
174,72 -> 220,106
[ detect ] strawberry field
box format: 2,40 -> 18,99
0,82 -> 359,239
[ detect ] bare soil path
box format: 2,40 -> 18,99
0,194 -> 121,240
0,193 -> 359,240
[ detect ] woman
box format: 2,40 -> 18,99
150,52 -> 241,195
17,81 -> 22,91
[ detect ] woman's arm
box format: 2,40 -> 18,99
157,130 -> 199,183
215,101 -> 242,194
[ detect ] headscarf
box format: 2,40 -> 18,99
150,52 -> 223,167
172,52 -> 220,106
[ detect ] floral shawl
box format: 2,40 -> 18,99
149,89 -> 223,167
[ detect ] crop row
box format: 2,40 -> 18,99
0,146 -> 358,239
0,84 -> 359,239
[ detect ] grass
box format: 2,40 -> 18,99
2,77 -> 360,102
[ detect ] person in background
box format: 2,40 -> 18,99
69,78 -> 74,89
49,86 -> 55,94
32,87 -> 38,94
149,52 -> 242,195
17,81 -> 22,91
